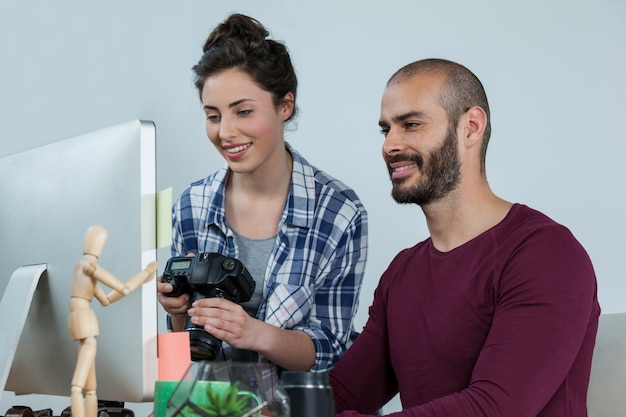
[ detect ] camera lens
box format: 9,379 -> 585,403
188,328 -> 222,360
183,312 -> 223,361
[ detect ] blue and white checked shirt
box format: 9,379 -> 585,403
171,143 -> 368,371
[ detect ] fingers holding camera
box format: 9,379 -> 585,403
187,296 -> 316,370
157,275 -> 191,331
188,297 -> 260,350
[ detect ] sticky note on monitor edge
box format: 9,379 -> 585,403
156,186 -> 173,249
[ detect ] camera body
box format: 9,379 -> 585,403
162,252 -> 255,360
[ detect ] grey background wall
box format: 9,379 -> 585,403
1,0 -> 625,414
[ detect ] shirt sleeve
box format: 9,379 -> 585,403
330,273 -> 399,414
297,205 -> 368,371
171,187 -> 200,257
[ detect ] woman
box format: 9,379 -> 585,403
157,13 -> 368,372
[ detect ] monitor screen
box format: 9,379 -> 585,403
0,120 -> 158,406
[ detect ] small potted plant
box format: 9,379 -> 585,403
192,381 -> 259,417
169,379 -> 261,417
165,361 -> 287,417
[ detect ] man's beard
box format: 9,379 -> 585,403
386,126 -> 461,205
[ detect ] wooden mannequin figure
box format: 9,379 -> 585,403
69,225 -> 158,417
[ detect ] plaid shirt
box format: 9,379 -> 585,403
171,143 -> 368,371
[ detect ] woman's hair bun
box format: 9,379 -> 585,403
202,13 -> 268,53
193,13 -> 299,123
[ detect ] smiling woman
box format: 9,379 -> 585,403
201,68 -> 293,181
156,13 -> 369,374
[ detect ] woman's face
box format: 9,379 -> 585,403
201,68 -> 293,175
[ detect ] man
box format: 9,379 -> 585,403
329,59 -> 600,417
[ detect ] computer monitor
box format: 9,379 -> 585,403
0,120 -> 158,407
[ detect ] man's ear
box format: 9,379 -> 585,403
280,92 -> 295,121
462,106 -> 487,149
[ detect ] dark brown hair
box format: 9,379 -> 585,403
193,14 -> 298,122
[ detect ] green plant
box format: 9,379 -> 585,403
189,381 -> 256,417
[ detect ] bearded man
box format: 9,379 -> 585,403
330,58 -> 600,417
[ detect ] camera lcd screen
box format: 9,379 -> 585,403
170,259 -> 192,270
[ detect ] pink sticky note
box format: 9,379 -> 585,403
158,332 -> 191,380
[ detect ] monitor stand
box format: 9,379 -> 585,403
0,264 -> 47,401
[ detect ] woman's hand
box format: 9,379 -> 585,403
188,297 -> 316,370
157,274 -> 191,331
157,253 -> 195,331
188,297 -> 261,350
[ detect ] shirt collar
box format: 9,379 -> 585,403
205,142 -> 316,230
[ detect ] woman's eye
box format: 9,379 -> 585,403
238,109 -> 252,117
206,114 -> 220,122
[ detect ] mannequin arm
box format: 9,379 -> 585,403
93,283 -> 112,307
106,261 -> 158,303
84,263 -> 129,295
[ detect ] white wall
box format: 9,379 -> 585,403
1,0 -> 625,415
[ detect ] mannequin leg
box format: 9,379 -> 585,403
71,337 -> 97,417
84,360 -> 98,417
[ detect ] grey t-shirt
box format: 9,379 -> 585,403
221,230 -> 275,362
234,230 -> 275,317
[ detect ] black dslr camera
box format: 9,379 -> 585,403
162,252 -> 255,360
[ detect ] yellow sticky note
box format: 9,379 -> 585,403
157,187 -> 173,249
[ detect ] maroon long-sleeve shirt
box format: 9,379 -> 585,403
331,204 -> 600,417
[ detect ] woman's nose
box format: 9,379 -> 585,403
219,116 -> 237,139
